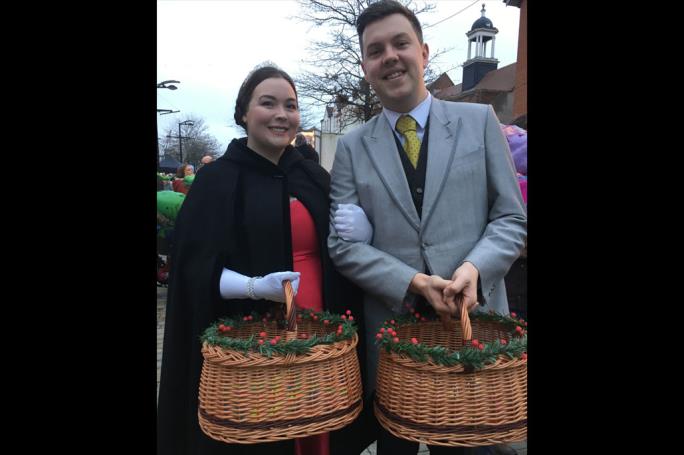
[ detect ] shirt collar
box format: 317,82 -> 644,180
382,92 -> 432,131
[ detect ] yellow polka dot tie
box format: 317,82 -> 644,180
396,115 -> 420,168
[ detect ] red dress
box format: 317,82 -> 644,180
290,198 -> 329,455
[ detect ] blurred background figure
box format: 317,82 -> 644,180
172,163 -> 194,194
197,155 -> 215,173
157,190 -> 186,286
501,122 -> 526,205
294,133 -> 319,164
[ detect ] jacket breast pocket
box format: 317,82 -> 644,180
441,147 -> 487,226
450,146 -> 483,169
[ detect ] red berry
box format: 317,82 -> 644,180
414,312 -> 420,319
392,337 -> 399,343
511,312 -> 517,318
341,315 -> 346,320
346,310 -> 352,315
471,339 -> 479,347
411,337 -> 418,344
225,326 -> 232,331
258,339 -> 264,345
500,339 -> 507,345
478,343 -> 484,350
323,320 -> 330,325
274,335 -> 281,341
243,316 -> 248,321
521,353 -> 527,360
390,320 -> 395,325
219,324 -> 226,331
515,326 -> 523,333
310,312 -> 315,318
270,339 -> 277,345
379,328 -> 385,333
259,331 -> 267,338
376,333 -> 383,340
348,316 -> 354,321
313,315 -> 319,321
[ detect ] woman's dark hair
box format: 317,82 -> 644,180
233,65 -> 298,132
356,0 -> 423,55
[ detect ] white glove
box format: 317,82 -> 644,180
219,268 -> 300,303
334,203 -> 373,243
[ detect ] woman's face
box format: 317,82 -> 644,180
243,77 -> 300,156
184,165 -> 194,176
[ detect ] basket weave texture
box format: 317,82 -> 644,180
198,282 -> 363,444
375,307 -> 527,447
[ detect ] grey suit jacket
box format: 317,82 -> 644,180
327,98 -> 527,396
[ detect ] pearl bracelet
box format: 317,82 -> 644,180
246,276 -> 262,300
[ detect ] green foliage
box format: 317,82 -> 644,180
201,310 -> 358,358
376,311 -> 527,371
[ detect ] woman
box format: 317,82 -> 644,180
157,65 -> 371,455
172,163 -> 195,194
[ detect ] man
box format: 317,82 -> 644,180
197,155 -> 214,172
294,133 -> 320,163
327,1 -> 527,454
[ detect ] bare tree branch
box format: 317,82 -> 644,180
293,0 -> 443,124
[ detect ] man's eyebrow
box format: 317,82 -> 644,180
366,32 -> 412,50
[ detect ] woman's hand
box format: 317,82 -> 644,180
334,203 -> 373,243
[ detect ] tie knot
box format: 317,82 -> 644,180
396,115 -> 417,135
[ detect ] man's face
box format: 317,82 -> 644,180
360,13 -> 429,113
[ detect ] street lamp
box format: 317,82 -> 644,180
178,120 -> 194,163
157,80 -> 181,170
157,80 -> 180,90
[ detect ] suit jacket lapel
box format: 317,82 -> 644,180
421,99 -> 463,231
362,116 -> 421,231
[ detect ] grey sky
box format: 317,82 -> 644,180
157,0 -> 521,152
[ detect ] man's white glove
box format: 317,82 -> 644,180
334,203 -> 373,244
219,268 -> 300,303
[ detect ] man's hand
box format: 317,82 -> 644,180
409,273 -> 457,319
443,262 -> 480,314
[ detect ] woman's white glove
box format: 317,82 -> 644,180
219,268 -> 300,303
334,203 -> 373,243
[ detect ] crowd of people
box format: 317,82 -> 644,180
157,2 -> 527,454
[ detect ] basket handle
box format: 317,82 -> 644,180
459,301 -> 472,344
283,280 -> 297,332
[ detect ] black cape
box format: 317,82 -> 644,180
157,138 -> 372,455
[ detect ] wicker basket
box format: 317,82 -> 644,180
374,305 -> 527,447
198,281 -> 363,444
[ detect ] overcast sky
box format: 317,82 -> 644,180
157,0 -> 521,152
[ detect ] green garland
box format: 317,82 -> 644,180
201,309 -> 357,358
376,310 -> 527,371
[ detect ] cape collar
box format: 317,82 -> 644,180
220,137 -> 304,174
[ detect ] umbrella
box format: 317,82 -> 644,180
159,154 -> 182,174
